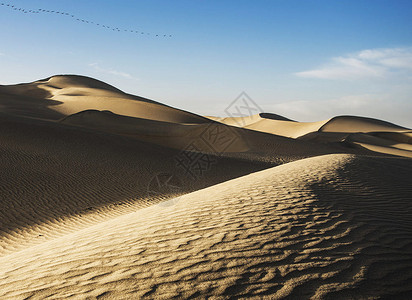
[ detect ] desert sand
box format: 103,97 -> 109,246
0,75 -> 411,299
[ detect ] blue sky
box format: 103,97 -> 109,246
1,0 -> 412,126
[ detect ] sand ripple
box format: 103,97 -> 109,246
0,154 -> 411,299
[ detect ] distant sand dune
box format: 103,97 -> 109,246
319,115 -> 409,133
0,154 -> 411,299
208,113 -> 315,138
212,113 -> 409,138
299,131 -> 412,158
370,131 -> 412,144
245,118 -> 326,138
348,140 -> 412,158
211,112 -> 412,158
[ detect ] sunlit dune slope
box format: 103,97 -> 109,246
0,112 -> 270,256
211,113 -> 409,138
0,75 -> 209,123
344,133 -> 412,158
207,112 -> 295,127
60,109 -> 362,162
1,154 -> 411,299
211,112 -> 412,158
319,115 -> 409,133
208,113 -> 327,138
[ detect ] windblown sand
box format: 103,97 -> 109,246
0,75 -> 411,299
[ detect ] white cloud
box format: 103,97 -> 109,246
296,47 -> 412,80
89,63 -> 139,80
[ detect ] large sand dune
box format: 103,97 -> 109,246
1,75 -> 411,298
0,154 -> 411,299
0,75 -> 209,123
0,112 -> 272,256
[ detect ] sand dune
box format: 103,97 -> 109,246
345,132 -> 412,151
60,109 -> 251,153
209,113 -> 318,138
1,75 -> 411,298
211,112 -> 412,158
210,112 -> 329,138
0,112 -> 270,255
345,134 -> 412,158
60,109 -> 362,162
245,118 -> 326,138
371,131 -> 412,144
1,154 -> 411,299
299,131 -> 412,158
319,115 -> 409,133
0,75 -> 209,123
212,113 -> 409,138
207,112 -> 294,127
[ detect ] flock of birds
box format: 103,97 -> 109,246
0,2 -> 172,38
